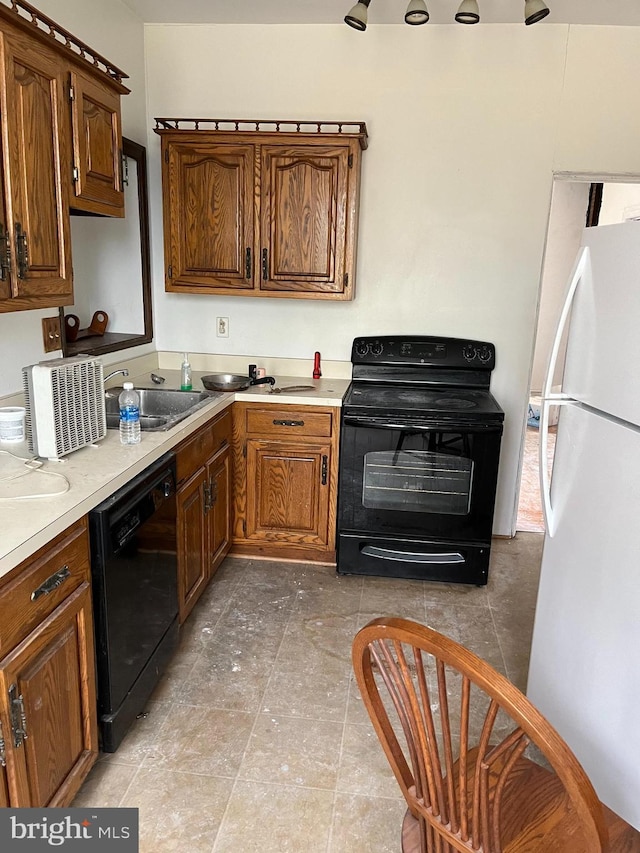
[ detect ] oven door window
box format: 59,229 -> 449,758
363,445 -> 473,515
338,418 -> 502,541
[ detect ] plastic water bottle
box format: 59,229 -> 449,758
119,382 -> 141,445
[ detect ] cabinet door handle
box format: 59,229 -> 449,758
203,481 -> 211,513
9,684 -> 27,748
262,248 -> 268,280
321,455 -> 328,486
210,478 -> 218,504
0,717 -> 6,766
30,565 -> 71,601
245,247 -> 252,279
273,419 -> 304,427
15,223 -> 29,279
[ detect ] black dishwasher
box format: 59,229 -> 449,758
89,452 -> 178,752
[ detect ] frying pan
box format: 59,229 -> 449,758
201,373 -> 276,392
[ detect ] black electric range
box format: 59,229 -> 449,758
337,336 -> 504,584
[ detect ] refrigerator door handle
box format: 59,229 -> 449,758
540,246 -> 590,535
542,246 -> 590,401
540,396 -> 576,536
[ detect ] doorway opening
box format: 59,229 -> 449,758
516,176 -> 640,533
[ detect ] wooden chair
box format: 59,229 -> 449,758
352,617 -> 640,852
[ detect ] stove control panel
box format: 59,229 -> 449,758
351,336 -> 496,370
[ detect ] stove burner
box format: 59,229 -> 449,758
432,397 -> 477,410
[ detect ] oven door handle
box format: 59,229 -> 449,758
343,416 -> 435,431
361,545 -> 465,564
343,415 -> 501,432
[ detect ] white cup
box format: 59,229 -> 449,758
0,407 -> 26,442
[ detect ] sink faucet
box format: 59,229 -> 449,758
104,368 -> 129,384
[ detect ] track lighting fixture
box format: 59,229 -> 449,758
404,0 -> 429,25
344,0 -> 370,30
524,0 -> 550,25
455,0 -> 479,24
343,0 -> 550,29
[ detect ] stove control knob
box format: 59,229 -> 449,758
370,341 -> 384,356
478,345 -> 492,363
355,340 -> 369,358
462,344 -> 477,362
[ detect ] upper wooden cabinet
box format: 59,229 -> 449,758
69,69 -> 124,216
155,119 -> 368,300
0,28 -> 73,309
0,0 -> 128,314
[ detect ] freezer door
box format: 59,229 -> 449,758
560,220 -> 640,426
527,402 -> 640,827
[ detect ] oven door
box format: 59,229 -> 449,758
338,413 -> 502,545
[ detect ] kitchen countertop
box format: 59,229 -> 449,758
0,372 -> 350,580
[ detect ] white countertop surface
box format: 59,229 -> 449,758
0,372 -> 349,580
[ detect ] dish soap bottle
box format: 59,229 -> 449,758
119,383 -> 141,445
181,353 -> 192,391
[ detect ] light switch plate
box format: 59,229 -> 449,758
42,316 -> 62,352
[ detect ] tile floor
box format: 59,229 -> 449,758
74,532 -> 543,852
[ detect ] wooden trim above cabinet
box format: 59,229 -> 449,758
155,117 -> 368,149
0,0 -> 129,91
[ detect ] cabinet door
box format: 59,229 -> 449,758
0,583 -> 98,807
0,29 -> 72,309
260,142 -> 356,296
246,439 -> 331,546
163,141 -> 255,291
207,445 -> 231,575
69,70 -> 124,217
176,467 -> 208,624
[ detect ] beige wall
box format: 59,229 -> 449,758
2,11 -> 640,537
143,22 -> 640,535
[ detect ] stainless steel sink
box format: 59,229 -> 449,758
104,387 -> 223,431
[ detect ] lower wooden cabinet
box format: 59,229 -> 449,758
176,410 -> 231,623
0,518 -> 98,807
232,403 -> 339,562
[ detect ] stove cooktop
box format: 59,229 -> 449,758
343,383 -> 504,422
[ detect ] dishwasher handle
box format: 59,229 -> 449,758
114,475 -> 175,551
95,456 -> 176,554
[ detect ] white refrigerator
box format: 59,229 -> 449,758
526,219 -> 640,829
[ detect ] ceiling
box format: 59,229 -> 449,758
120,0 -> 640,27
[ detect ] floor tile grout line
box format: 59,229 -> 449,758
486,600 -> 509,683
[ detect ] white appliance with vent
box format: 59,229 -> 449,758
527,219 -> 640,829
22,356 -> 106,460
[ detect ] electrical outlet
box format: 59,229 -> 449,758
216,316 -> 229,338
42,316 -> 62,352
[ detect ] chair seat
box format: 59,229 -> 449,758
401,752 -> 640,853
